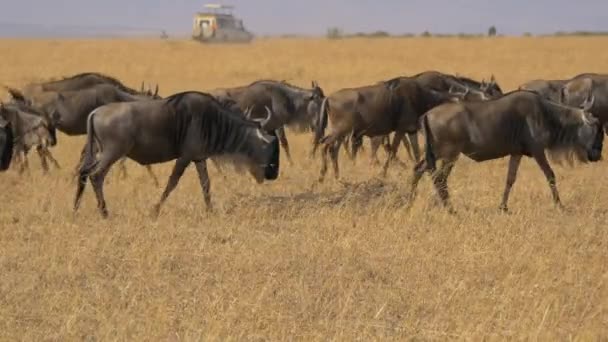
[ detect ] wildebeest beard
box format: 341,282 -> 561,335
541,103 -> 603,164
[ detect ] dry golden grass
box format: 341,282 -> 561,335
1,36 -> 608,340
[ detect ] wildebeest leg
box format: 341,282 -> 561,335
43,148 -> 61,169
276,127 -> 293,165
382,131 -> 405,177
349,134 -> 363,163
406,158 -> 428,207
89,153 -> 123,218
194,160 -> 212,211
36,146 -> 50,173
407,132 -> 421,162
369,136 -> 383,166
153,158 -> 190,217
72,145 -> 88,180
499,154 -> 522,212
319,142 -> 331,182
330,138 -> 343,179
118,157 -> 128,179
431,158 -> 457,212
401,135 -> 414,162
145,165 -> 160,187
533,151 -> 563,208
90,167 -> 111,218
18,151 -> 30,175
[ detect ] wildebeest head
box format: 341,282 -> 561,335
298,81 -> 326,132
480,75 -> 503,97
243,106 -> 280,182
0,101 -> 57,151
576,95 -> 603,162
448,85 -> 490,102
0,113 -> 13,171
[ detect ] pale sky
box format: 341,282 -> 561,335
0,0 -> 606,37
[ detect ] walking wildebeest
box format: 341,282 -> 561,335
359,85 -> 494,166
73,91 -> 280,218
0,116 -> 13,172
0,102 -> 59,173
314,76 -> 461,181
8,83 -> 161,184
408,90 -> 603,212
334,71 -> 502,166
16,72 -> 155,99
210,79 -> 325,164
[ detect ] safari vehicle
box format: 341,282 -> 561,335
192,4 -> 254,43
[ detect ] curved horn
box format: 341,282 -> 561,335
261,106 -> 273,128
448,85 -> 455,94
140,81 -> 145,92
583,94 -> 595,112
463,87 -> 470,97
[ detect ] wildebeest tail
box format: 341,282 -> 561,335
314,97 -> 329,144
422,114 -> 436,171
78,110 -> 100,177
0,122 -> 14,171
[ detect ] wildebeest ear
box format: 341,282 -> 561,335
154,84 -> 159,97
140,81 -> 145,92
490,74 -> 496,83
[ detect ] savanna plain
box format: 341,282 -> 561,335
1,37 -> 607,340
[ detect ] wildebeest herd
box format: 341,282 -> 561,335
0,71 -> 605,217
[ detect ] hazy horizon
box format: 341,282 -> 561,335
1,0 -> 607,38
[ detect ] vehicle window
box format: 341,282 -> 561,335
217,17 -> 235,29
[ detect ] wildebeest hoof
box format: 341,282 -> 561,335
100,209 -> 109,219
499,205 -> 509,213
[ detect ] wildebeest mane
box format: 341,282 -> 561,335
164,91 -> 269,157
538,96 -> 593,164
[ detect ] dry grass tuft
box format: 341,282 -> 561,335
1,37 -> 608,340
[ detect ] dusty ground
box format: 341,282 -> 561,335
0,37 -> 607,340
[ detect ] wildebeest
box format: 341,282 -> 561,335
517,73 -> 605,102
340,71 -> 502,165
314,76 -> 461,181
0,102 -> 59,173
16,72 -> 154,99
408,90 -> 603,212
8,83 -> 156,136
210,79 -> 325,164
0,115 -> 13,172
8,83 -> 161,183
413,70 -> 503,98
73,91 -> 280,218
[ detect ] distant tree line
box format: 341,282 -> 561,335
324,25 -> 608,39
